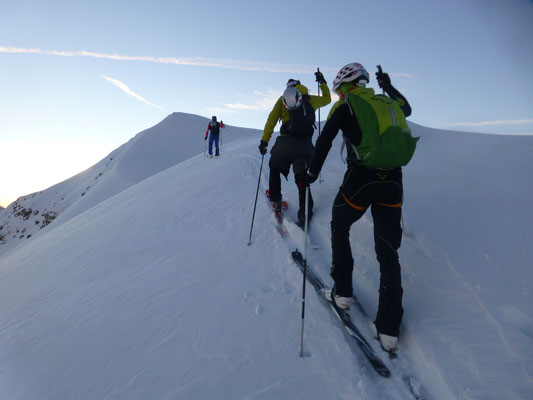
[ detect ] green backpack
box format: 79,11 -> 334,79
345,88 -> 419,169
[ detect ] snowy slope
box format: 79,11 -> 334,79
398,125 -> 533,398
0,112 -> 254,256
0,117 -> 532,400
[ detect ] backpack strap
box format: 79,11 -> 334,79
341,134 -> 360,163
340,94 -> 360,162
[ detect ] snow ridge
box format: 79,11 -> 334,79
0,112 -> 255,256
0,115 -> 532,399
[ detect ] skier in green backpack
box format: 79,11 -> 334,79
303,63 -> 418,352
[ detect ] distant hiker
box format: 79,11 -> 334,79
259,72 -> 331,226
303,63 -> 419,352
205,116 -> 225,157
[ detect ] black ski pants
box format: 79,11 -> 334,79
268,136 -> 314,218
330,164 -> 404,337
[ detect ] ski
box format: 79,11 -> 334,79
345,292 -> 398,359
291,250 -> 390,377
294,256 -> 429,400
348,281 -> 429,400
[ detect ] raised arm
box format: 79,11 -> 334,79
376,67 -> 412,117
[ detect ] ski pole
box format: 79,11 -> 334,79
317,68 -> 324,184
377,65 -> 385,95
204,137 -> 207,160
247,154 -> 265,246
317,67 -> 322,137
299,185 -> 310,357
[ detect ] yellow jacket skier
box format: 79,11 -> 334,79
259,74 -> 331,226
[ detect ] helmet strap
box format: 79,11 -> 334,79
338,82 -> 355,98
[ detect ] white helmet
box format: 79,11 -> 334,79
332,63 -> 369,92
282,86 -> 303,110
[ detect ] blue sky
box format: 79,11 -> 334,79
1,0 -> 532,207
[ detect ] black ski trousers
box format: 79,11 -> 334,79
330,163 -> 404,337
268,136 -> 314,219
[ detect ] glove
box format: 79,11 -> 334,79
375,70 -> 392,90
315,71 -> 326,84
303,171 -> 318,185
258,140 -> 268,155
204,136 -> 208,141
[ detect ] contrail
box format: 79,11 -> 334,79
101,75 -> 166,111
0,46 -> 315,74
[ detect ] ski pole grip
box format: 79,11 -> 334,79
377,65 -> 383,74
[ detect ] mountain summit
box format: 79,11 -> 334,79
0,113 -> 255,255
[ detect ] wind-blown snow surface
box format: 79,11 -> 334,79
0,113 -> 251,256
0,116 -> 532,399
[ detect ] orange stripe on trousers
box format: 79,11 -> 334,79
341,192 -> 368,211
341,192 -> 402,210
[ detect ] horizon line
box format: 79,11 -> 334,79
447,119 -> 533,127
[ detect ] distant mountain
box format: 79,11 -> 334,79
0,112 -> 258,256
